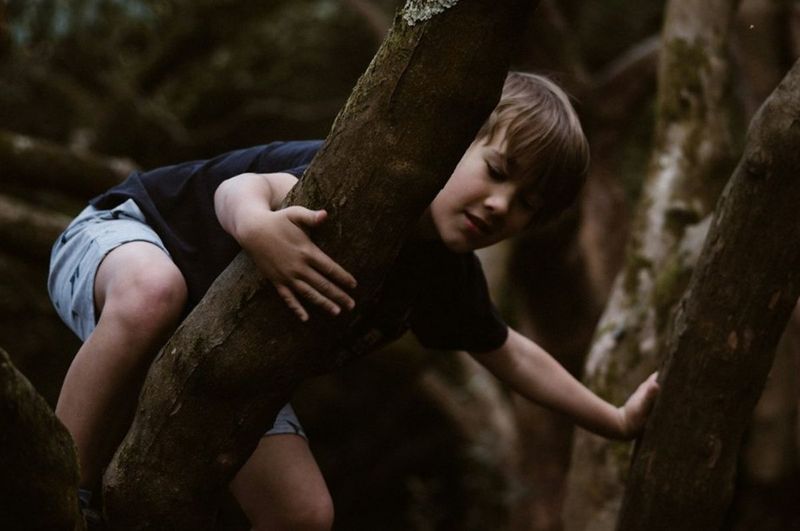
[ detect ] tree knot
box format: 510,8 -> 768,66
744,148 -> 771,180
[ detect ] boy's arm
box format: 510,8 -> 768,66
214,172 -> 357,321
469,328 -> 659,439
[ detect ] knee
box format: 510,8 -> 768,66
255,492 -> 334,531
102,264 -> 187,339
292,494 -> 334,531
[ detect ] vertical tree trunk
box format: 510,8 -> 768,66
564,1 -> 740,529
103,1 -> 536,528
617,56 -> 800,531
0,347 -> 82,531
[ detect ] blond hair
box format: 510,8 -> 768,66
477,72 -> 589,221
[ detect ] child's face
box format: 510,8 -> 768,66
427,133 -> 541,252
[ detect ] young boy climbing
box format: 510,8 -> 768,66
49,72 -> 660,530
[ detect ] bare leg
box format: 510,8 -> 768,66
230,434 -> 334,531
56,242 -> 187,488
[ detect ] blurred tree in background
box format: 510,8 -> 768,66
1,1 -> 799,530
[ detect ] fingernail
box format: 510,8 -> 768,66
331,306 -> 340,315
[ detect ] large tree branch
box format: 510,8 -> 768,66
0,347 -> 81,530
102,1 -> 535,528
617,56 -> 800,531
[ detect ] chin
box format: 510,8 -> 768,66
442,237 -> 477,253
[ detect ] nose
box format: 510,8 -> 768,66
483,184 -> 514,217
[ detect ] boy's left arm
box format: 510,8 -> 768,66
469,328 -> 660,440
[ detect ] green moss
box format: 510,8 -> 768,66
657,38 -> 710,125
652,254 -> 692,334
623,252 -> 652,295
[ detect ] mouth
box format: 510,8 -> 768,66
464,212 -> 491,235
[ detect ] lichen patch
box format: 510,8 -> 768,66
402,0 -> 460,26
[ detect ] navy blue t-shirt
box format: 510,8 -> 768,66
91,142 -> 508,353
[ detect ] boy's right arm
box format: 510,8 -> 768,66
214,172 -> 357,321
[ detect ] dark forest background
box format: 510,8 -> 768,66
1,1 -> 799,529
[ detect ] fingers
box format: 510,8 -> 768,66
285,206 -> 326,228
266,206 -> 359,320
291,279 -> 344,316
309,251 -> 357,290
640,372 -> 661,406
302,268 -> 356,311
275,273 -> 354,321
624,374 -> 661,437
282,206 -> 358,291
275,284 -> 309,322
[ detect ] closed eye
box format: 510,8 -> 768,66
486,160 -> 507,181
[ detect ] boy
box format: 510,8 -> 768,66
49,72 -> 659,530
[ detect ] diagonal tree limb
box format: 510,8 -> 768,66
103,1 -> 536,528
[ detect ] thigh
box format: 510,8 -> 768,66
48,199 -> 173,340
230,434 -> 332,527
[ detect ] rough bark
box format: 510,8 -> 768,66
0,347 -> 82,531
730,1 -> 800,524
0,129 -> 133,200
743,308 -> 800,484
564,1 -> 740,529
617,56 -> 800,531
103,1 -> 534,528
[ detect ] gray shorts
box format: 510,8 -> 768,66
48,198 -> 304,437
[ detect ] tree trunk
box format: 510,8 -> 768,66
617,56 -> 800,531
564,1 -> 740,529
103,1 -> 535,528
0,347 -> 82,530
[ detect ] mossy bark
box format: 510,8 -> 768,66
102,0 -> 534,528
0,347 -> 82,531
617,55 -> 800,531
564,1 -> 740,529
